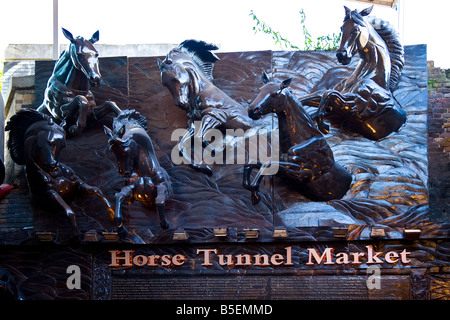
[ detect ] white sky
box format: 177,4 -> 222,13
1,0 -> 449,67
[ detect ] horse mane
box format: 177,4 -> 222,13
368,16 -> 404,90
283,89 -> 316,128
347,10 -> 404,91
177,39 -> 220,80
113,109 -> 148,133
5,108 -> 54,165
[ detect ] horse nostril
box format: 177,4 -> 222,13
90,77 -> 101,87
123,171 -> 131,178
336,50 -> 346,60
248,108 -> 261,120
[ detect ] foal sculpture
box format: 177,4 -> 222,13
243,73 -> 352,204
104,110 -> 173,232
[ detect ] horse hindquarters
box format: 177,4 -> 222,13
302,162 -> 352,201
357,106 -> 407,140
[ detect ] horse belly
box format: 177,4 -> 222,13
53,177 -> 76,198
303,163 -> 352,201
133,178 -> 157,207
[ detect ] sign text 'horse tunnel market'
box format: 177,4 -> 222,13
109,246 -> 412,268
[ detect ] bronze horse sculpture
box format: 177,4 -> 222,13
37,28 -> 121,136
300,6 -> 406,140
243,73 -> 352,204
6,108 -> 115,235
104,110 -> 173,232
158,40 -> 253,175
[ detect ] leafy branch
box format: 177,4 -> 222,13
250,10 -> 300,51
250,9 -> 341,51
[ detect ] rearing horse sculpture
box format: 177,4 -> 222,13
243,73 -> 352,204
158,40 -> 253,175
6,108 -> 115,236
104,110 -> 173,233
300,6 -> 406,141
37,28 -> 121,136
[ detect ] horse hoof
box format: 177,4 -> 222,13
117,225 -> 128,237
190,164 -> 213,176
160,221 -> 170,229
68,125 -> 80,136
318,122 -> 330,135
251,191 -> 261,205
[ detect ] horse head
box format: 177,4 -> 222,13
104,110 -> 149,178
248,71 -> 292,120
158,55 -> 191,110
336,5 -> 373,65
104,124 -> 138,179
62,28 -> 101,87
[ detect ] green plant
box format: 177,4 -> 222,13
250,9 -> 341,51
250,10 -> 300,50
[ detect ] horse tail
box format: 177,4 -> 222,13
368,17 -> 404,91
5,108 -> 51,165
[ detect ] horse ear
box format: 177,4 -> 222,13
157,58 -> 164,72
344,6 -> 352,18
103,125 -> 113,139
89,30 -> 100,44
280,78 -> 292,90
62,28 -> 75,43
360,5 -> 373,16
261,71 -> 270,84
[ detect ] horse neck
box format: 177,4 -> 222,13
130,130 -> 159,176
53,48 -> 89,91
276,91 -> 320,152
187,64 -> 209,95
23,135 -> 45,171
355,34 -> 391,88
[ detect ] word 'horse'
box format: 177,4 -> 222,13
158,40 -> 252,174
243,73 -> 352,204
38,28 -> 120,136
6,108 -> 114,235
104,110 -> 172,232
300,6 -> 406,140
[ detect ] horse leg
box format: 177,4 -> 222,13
316,90 -> 355,134
91,100 -> 122,120
177,126 -> 212,174
76,180 -> 115,220
155,184 -> 170,229
60,95 -> 89,136
114,185 -> 134,235
46,189 -> 80,236
242,163 -> 264,205
298,90 -> 326,108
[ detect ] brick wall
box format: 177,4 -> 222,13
427,61 -> 450,222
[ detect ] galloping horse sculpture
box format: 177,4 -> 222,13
243,73 -> 352,204
6,108 -> 115,235
158,40 -> 253,175
300,6 -> 406,140
104,110 -> 173,232
38,28 -> 121,136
